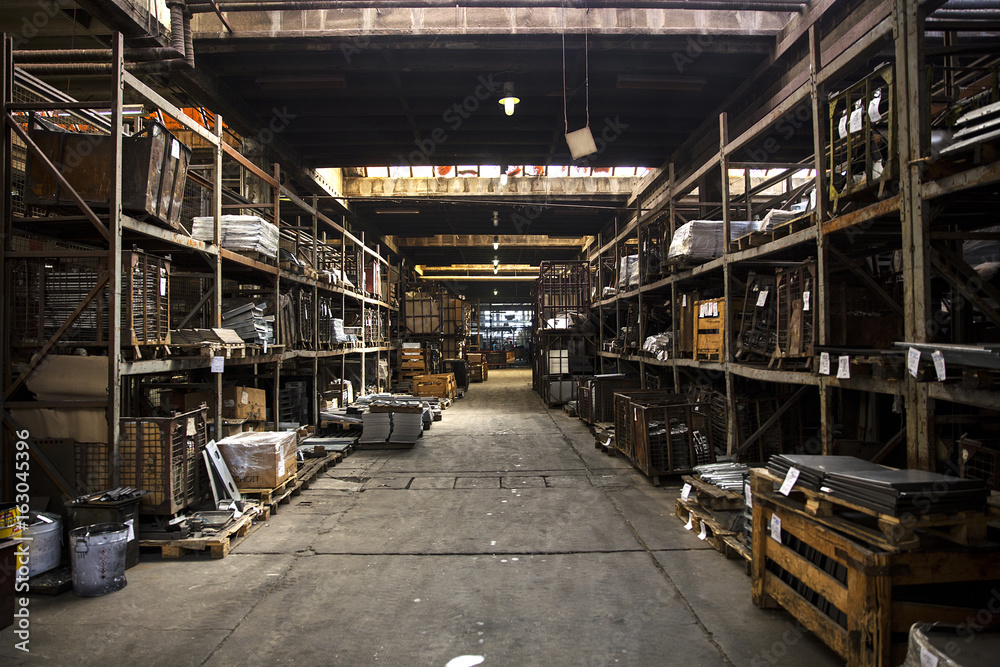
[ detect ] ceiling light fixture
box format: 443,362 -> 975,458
494,288 -> 499,295
493,235 -> 499,250
499,82 -> 519,116
493,257 -> 499,266
500,164 -> 508,186
493,210 -> 499,227
493,267 -> 499,275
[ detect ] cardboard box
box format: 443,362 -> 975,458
216,431 -> 297,490
467,352 -> 484,364
184,386 -> 267,421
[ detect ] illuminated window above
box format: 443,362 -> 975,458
355,165 -> 650,179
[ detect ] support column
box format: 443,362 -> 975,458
720,113 -> 737,455
109,33 -> 123,485
895,0 -> 933,469
212,113 -> 223,439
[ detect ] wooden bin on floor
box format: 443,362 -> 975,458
750,468 -> 1000,666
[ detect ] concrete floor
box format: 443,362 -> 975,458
1,369 -> 844,666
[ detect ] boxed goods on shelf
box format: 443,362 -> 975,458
192,214 -> 279,259
405,291 -> 441,335
11,250 -> 171,348
216,431 -> 298,490
119,407 -> 210,515
537,261 -> 590,330
23,119 -> 191,230
694,297 -> 744,361
184,386 -> 267,421
666,220 -> 761,265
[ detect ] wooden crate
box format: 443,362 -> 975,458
750,468 -> 1000,667
677,291 -> 699,356
694,297 -> 744,361
412,373 -> 457,399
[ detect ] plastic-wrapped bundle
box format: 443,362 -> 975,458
618,254 -> 640,290
642,332 -> 673,360
192,215 -> 280,259
666,220 -> 762,264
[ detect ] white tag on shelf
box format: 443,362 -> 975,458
241,390 -> 249,405
779,467 -> 801,496
160,277 -> 167,296
849,105 -> 864,133
712,301 -> 719,317
837,355 -> 851,379
868,90 -> 883,123
684,514 -> 694,531
211,355 -> 225,373
770,514 -> 782,544
745,486 -> 753,509
697,522 -> 708,541
803,291 -> 810,312
171,139 -> 181,160
819,351 -> 831,375
263,340 -> 268,354
919,646 -> 939,667
838,114 -> 848,139
125,519 -> 135,541
681,483 -> 692,501
682,294 -> 687,307
186,417 -> 196,436
756,290 -> 768,307
907,347 -> 921,378
932,350 -> 946,382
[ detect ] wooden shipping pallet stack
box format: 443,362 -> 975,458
412,372 -> 458,400
749,468 -> 1000,667
675,474 -> 751,564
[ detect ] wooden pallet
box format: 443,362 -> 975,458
754,468 -> 988,552
172,343 -> 247,359
681,474 -> 746,511
241,474 -> 297,506
246,452 -> 343,517
139,510 -> 262,559
730,231 -> 770,253
767,214 -> 813,240
675,497 -> 746,560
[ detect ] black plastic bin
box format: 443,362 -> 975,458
65,495 -> 144,569
0,539 -> 16,630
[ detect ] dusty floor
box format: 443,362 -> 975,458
1,368 -> 843,666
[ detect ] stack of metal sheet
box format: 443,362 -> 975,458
222,301 -> 270,344
823,469 -> 987,515
388,413 -> 423,444
359,412 -> 392,444
767,454 -> 885,492
192,215 -> 280,259
941,99 -> 1000,156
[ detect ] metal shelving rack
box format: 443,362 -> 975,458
588,0 -> 1000,470
0,33 -> 395,498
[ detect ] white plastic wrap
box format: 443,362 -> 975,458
617,254 -> 640,290
215,431 -> 298,489
192,215 -> 280,259
666,220 -> 762,263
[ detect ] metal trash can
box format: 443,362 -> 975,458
66,491 -> 145,569
69,523 -> 127,597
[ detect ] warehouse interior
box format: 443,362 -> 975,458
2,0 -> 1000,665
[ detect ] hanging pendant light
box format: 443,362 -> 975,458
498,82 -> 519,116
493,235 -> 499,251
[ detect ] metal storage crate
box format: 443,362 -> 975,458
581,374 -> 640,425
774,261 -> 817,360
959,438 -> 1000,491
737,272 -> 778,360
577,381 -> 594,423
24,118 -> 191,229
612,390 -> 684,462
537,261 -> 590,330
828,63 -> 896,205
638,218 -> 666,285
119,407 -> 210,515
10,250 -> 170,348
633,399 -> 715,479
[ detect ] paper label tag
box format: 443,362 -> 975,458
712,302 -> 719,317
682,294 -> 687,307
241,390 -> 249,405
908,347 -> 921,378
211,355 -> 225,373
171,139 -> 181,160
263,340 -> 268,354
697,523 -> 708,541
838,114 -> 848,139
849,105 -> 863,133
819,351 -> 831,375
932,350 -> 946,381
602,437 -> 612,449
186,417 -> 196,436
770,514 -> 782,543
745,486 -> 753,509
779,467 -> 801,496
837,355 -> 851,379
684,515 -> 694,531
920,646 -> 939,667
160,277 -> 167,296
125,519 -> 135,541
757,290 -> 768,307
37,514 -> 54,524
681,483 -> 692,501
803,291 -> 810,312
868,91 -> 882,123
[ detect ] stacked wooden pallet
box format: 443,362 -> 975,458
675,474 -> 750,564
412,373 -> 457,399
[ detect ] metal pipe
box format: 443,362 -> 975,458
932,9 -> 1000,17
183,10 -> 195,68
941,0 -> 1000,9
186,0 -> 807,12
168,2 -> 186,52
17,63 -> 113,74
13,48 -> 184,63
